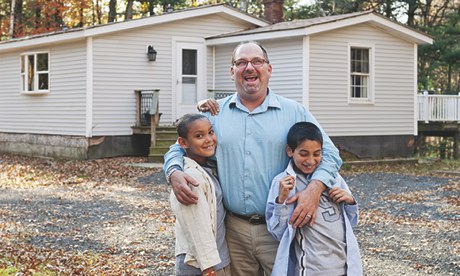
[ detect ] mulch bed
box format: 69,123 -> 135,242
0,154 -> 458,275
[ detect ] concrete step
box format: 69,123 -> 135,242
156,131 -> 177,140
149,146 -> 171,155
149,125 -> 177,163
155,138 -> 177,147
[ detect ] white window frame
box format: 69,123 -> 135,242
20,51 -> 50,94
348,43 -> 374,104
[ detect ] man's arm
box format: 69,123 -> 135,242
163,143 -> 199,205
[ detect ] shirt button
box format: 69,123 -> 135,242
246,151 -> 250,155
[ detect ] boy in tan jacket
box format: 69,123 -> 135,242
169,113 -> 231,276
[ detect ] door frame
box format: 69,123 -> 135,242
172,36 -> 206,121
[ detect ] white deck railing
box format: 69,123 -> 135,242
418,93 -> 460,122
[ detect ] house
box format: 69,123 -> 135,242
0,4 -> 432,160
0,5 -> 267,159
207,10 -> 433,158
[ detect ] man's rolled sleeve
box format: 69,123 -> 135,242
311,139 -> 342,188
163,142 -> 186,176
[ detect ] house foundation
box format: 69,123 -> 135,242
331,135 -> 416,159
0,133 -> 150,160
0,133 -> 89,159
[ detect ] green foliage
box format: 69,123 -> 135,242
284,0 -> 320,20
418,8 -> 460,93
0,267 -> 19,276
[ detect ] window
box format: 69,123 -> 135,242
349,45 -> 373,103
21,52 -> 49,93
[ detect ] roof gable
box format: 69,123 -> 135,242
207,10 -> 432,45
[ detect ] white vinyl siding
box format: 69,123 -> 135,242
0,41 -> 87,135
211,44 -> 236,91
263,39 -> 304,103
91,14 -> 254,134
210,37 -> 304,103
309,23 -> 415,137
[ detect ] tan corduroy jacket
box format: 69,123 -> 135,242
170,157 -> 220,271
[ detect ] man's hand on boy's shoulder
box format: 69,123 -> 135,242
287,179 -> 326,228
197,98 -> 219,116
170,170 -> 199,205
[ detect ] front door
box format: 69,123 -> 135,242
174,40 -> 205,119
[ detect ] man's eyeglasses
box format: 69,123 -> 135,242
233,58 -> 268,68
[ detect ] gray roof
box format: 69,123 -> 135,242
209,10 -> 375,38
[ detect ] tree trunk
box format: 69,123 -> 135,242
78,2 -> 84,27
8,0 -> 15,39
55,0 -> 64,29
447,63 -> 452,93
96,0 -> 102,24
148,0 -> 154,16
406,0 -> 417,27
125,0 -> 134,20
34,1 -> 41,32
13,0 -> 22,37
385,0 -> 392,18
108,0 -> 117,22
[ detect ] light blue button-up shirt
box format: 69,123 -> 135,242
164,89 -> 342,216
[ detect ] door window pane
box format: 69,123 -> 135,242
182,77 -> 197,104
182,49 -> 197,75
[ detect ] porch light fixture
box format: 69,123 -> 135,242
147,45 -> 157,61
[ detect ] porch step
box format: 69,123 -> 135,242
148,125 -> 177,163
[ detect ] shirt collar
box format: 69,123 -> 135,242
285,160 -> 311,181
229,88 -> 281,113
285,160 -> 297,177
286,160 -> 312,191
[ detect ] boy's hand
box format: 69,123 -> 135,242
277,175 -> 295,203
328,186 -> 355,205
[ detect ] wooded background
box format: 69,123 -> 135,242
0,0 -> 458,94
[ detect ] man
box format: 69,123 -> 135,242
164,41 -> 342,275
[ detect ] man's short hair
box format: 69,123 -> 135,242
231,41 -> 270,65
287,122 -> 323,150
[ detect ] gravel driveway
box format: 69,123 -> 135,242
348,172 -> 459,276
0,156 -> 458,275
